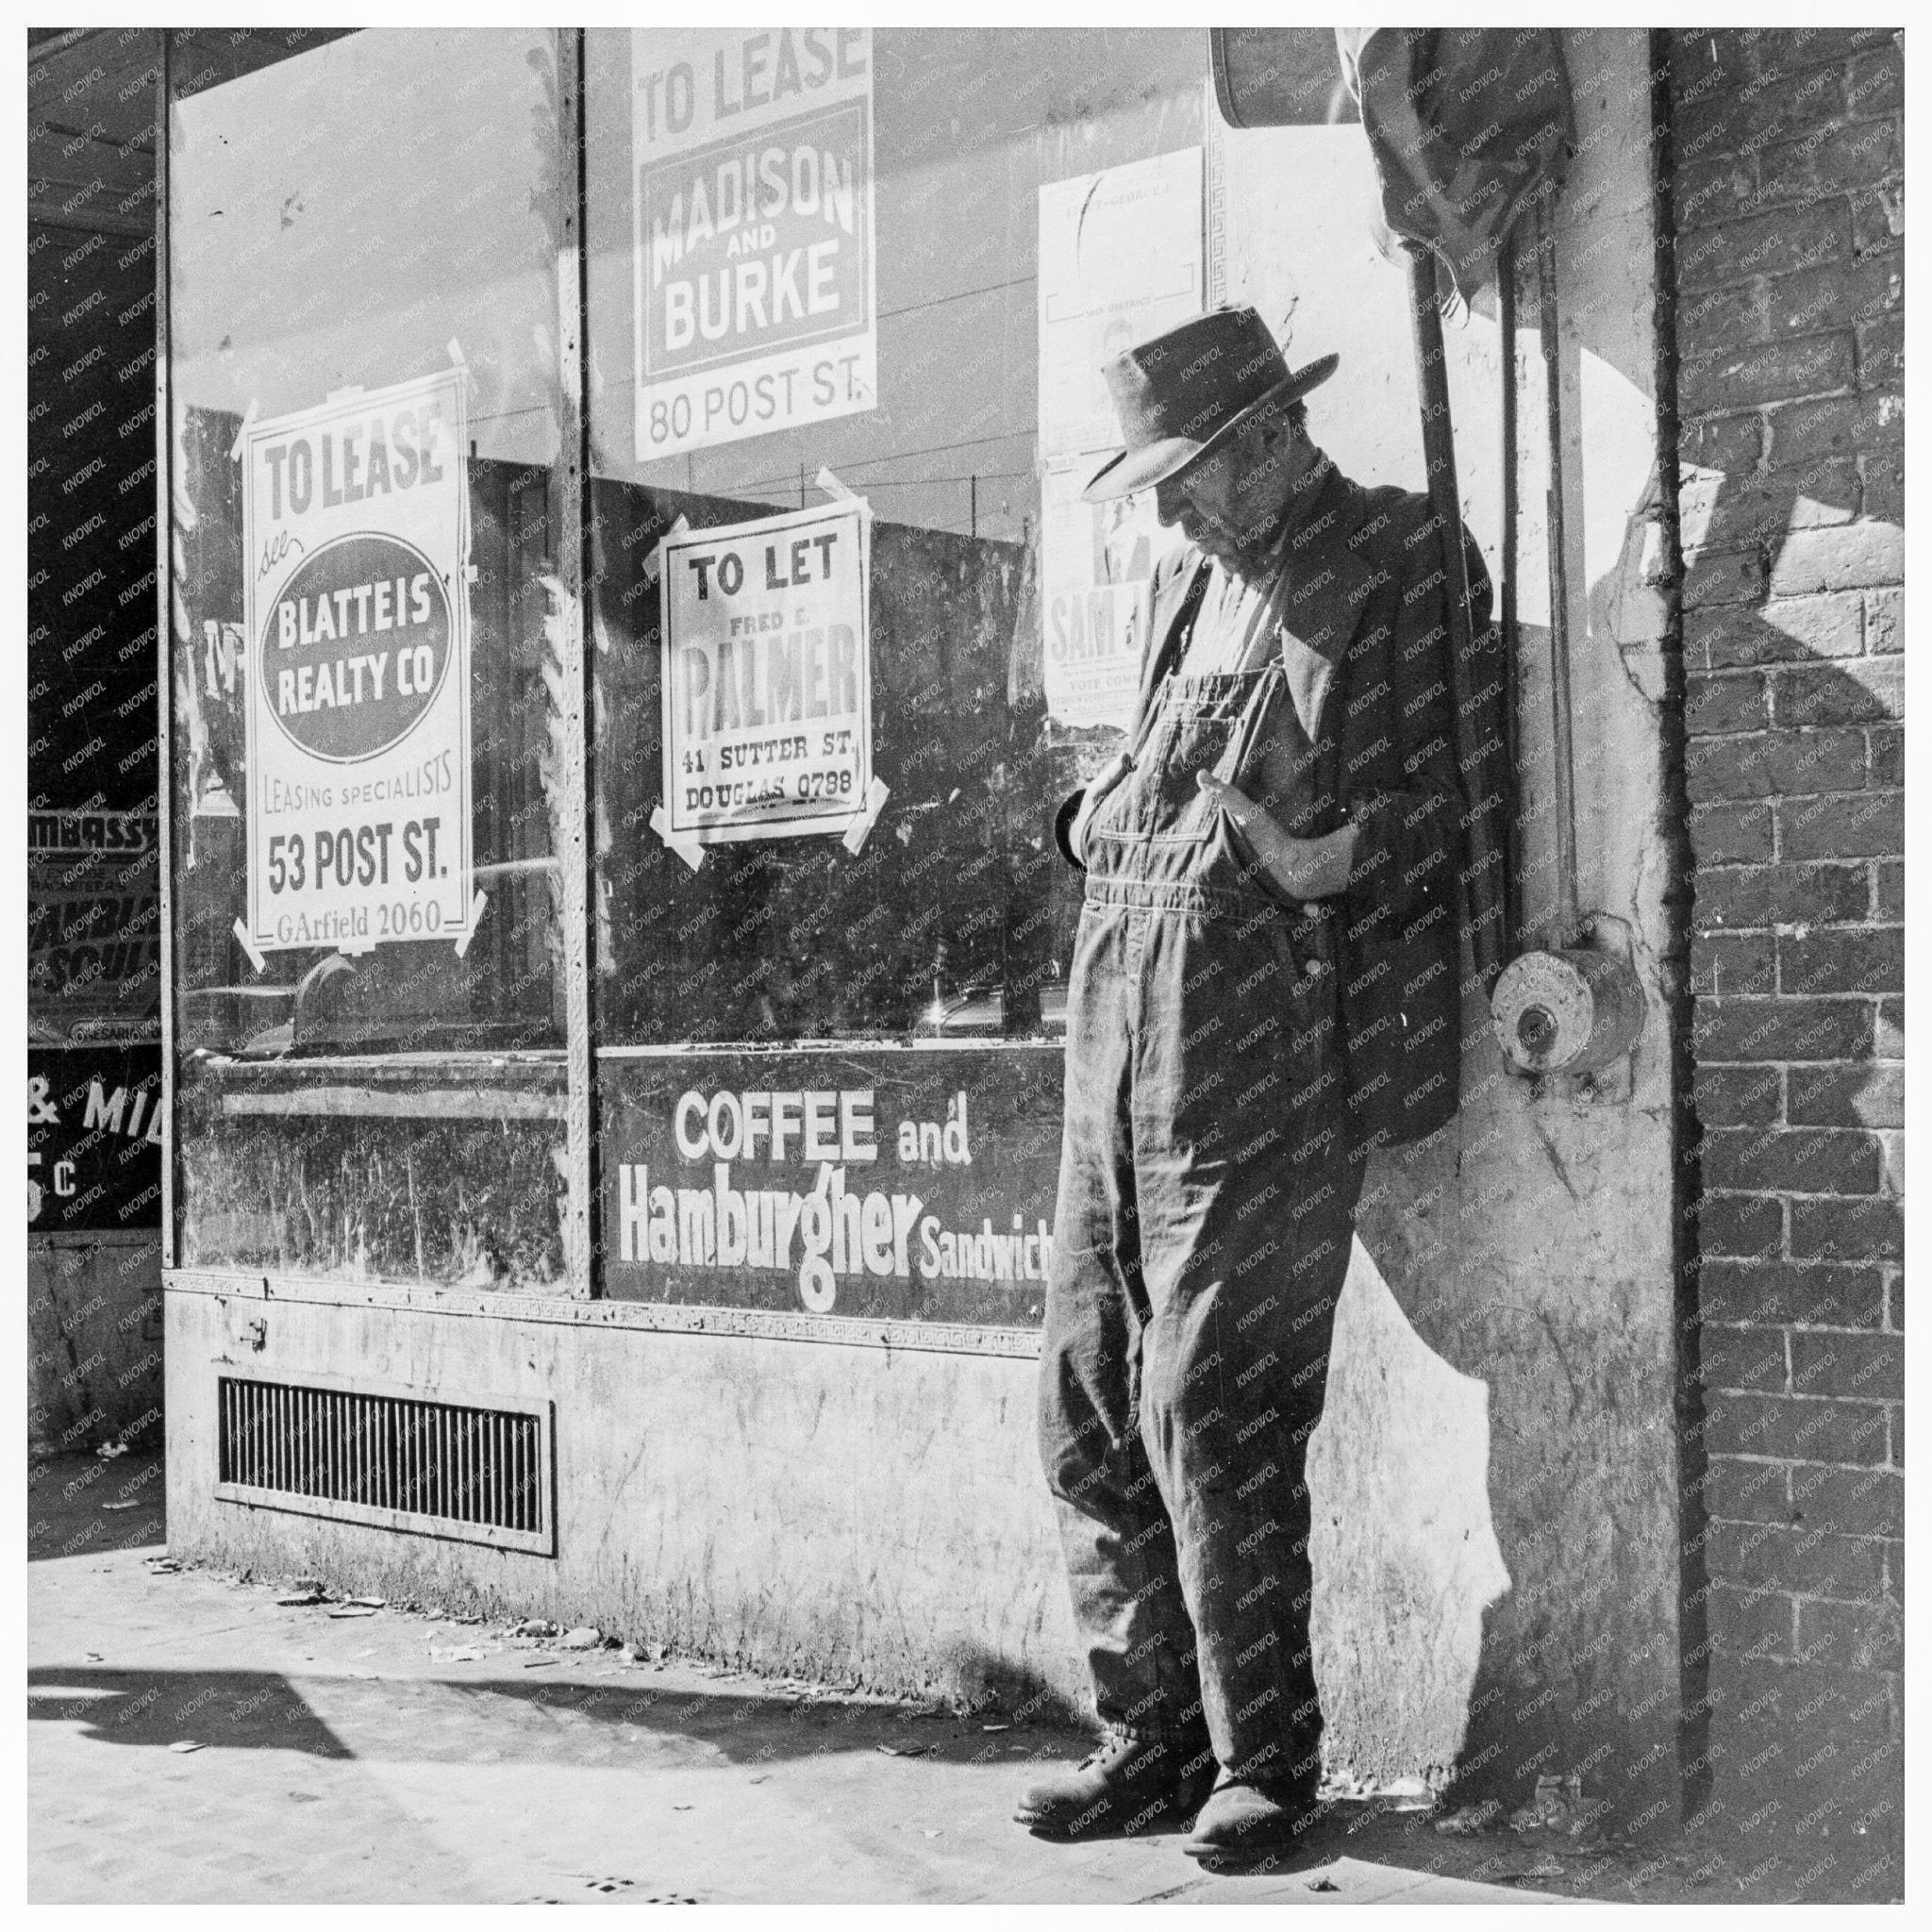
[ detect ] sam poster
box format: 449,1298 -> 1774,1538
241,369 -> 473,958
632,26 -> 876,459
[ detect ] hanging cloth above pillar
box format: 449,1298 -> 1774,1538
1335,26 -> 1575,304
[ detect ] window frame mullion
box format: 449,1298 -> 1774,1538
555,26 -> 599,1299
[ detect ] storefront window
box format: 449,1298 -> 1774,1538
584,27 -> 1207,1048
163,25 -> 1225,1322
580,28 -> 1208,1325
167,29 -> 576,1290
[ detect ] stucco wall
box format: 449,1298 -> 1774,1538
167,1281 -> 1085,1713
1221,27 -> 1684,1812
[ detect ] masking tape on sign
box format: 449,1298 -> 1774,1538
642,513 -> 692,587
453,891 -> 490,958
814,469 -> 871,524
841,776 -> 891,855
227,399 -> 258,462
649,804 -> 705,873
231,918 -> 266,974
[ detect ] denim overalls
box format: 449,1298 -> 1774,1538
1039,630 -> 1370,1788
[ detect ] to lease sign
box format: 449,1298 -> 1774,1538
241,369 -> 473,957
632,26 -> 876,460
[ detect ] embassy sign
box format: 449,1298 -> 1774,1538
241,369 -> 474,958
632,26 -> 876,459
28,811 -> 160,1042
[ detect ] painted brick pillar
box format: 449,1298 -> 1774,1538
1668,25 -> 1902,1888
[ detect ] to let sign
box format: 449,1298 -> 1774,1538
658,500 -> 874,847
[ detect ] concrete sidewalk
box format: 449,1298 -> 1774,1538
25,1454 -> 1734,1905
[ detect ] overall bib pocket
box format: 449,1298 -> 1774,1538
1092,667 -> 1287,849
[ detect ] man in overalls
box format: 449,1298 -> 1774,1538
1016,307 -> 1489,1868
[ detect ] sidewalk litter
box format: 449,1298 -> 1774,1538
31,1452 -> 1846,1905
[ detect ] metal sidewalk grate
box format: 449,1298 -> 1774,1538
215,1374 -> 555,1554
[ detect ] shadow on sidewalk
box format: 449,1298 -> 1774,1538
25,1657 -> 1085,1773
29,1454 -> 166,1563
29,1666 -> 356,1758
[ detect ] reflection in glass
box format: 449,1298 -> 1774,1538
166,29 -> 573,1289
169,29 -> 567,1060
584,27 -> 1206,1046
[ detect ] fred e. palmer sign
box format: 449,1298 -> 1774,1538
242,369 -> 473,957
632,26 -> 875,459
660,499 -> 873,846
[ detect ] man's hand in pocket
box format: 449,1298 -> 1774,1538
1195,770 -> 1358,902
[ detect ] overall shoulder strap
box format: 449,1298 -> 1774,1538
1127,555 -> 1213,758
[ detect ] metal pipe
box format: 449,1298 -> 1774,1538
1645,30 -> 1711,1818
1405,244 -> 1506,986
1536,207 -> 1581,941
554,27 -> 599,1304
1498,228 -> 1523,956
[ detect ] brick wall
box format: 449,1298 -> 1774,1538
1669,25 -> 1902,1882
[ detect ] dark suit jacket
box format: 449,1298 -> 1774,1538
1058,460 -> 1498,1148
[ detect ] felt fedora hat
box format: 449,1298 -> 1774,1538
1081,306 -> 1338,504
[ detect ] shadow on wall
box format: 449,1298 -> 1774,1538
1670,360 -> 1905,1861
1310,362 -> 1901,1824
1306,268 -> 1682,1815
1308,1236 -> 1512,1791
1222,29 -> 1705,1821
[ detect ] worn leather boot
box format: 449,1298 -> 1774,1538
1181,1770 -> 1326,1868
1015,1724 -> 1218,1840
